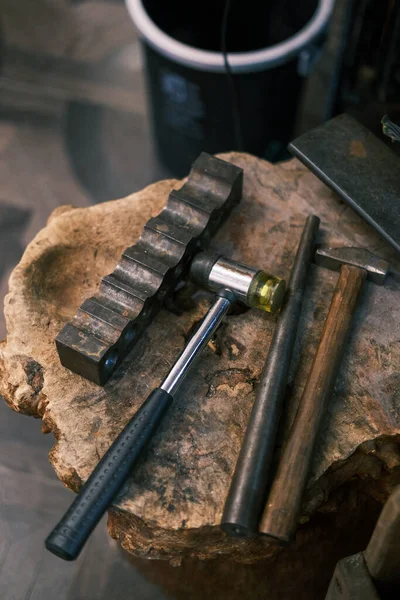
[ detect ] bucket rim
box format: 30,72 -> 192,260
126,0 -> 335,73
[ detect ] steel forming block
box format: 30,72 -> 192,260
56,153 -> 243,385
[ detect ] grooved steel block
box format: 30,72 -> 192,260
56,153 -> 243,385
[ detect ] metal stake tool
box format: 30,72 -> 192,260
221,215 -> 320,536
46,289 -> 235,561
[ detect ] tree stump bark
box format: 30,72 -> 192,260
1,153 -> 399,578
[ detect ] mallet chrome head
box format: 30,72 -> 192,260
190,252 -> 286,314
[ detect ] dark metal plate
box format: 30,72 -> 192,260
289,114 -> 400,256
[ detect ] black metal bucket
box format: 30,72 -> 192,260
127,0 -> 334,176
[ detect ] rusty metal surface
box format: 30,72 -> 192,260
56,153 -> 243,385
325,554 -> 380,600
364,486 -> 400,589
289,114 -> 400,256
325,486 -> 400,599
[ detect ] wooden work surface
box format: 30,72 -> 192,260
1,153 -> 399,574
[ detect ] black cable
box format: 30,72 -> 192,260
220,0 -> 244,151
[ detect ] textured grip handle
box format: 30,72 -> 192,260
45,388 -> 173,560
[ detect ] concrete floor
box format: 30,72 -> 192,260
0,0 -> 346,598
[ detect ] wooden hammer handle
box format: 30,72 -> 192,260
260,264 -> 366,542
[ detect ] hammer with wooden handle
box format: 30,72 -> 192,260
259,246 -> 390,543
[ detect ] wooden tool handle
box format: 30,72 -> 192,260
260,264 -> 366,543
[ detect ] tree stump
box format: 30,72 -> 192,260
1,153 -> 399,593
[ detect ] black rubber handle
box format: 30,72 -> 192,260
45,388 -> 173,560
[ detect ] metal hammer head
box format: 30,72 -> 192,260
315,247 -> 389,285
